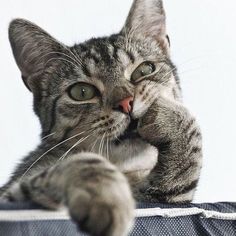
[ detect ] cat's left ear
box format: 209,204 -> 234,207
9,19 -> 64,91
122,0 -> 170,55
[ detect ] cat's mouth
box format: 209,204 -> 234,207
114,119 -> 140,145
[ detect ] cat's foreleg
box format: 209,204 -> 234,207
137,97 -> 202,203
3,153 -> 134,236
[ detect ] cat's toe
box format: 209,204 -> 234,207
67,188 -> 134,236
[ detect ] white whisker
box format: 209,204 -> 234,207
58,132 -> 94,162
90,135 -> 100,152
106,136 -> 109,160
41,132 -> 56,140
98,133 -> 106,155
42,51 -> 82,68
20,130 -> 87,180
45,57 -> 80,70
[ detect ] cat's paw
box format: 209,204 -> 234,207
67,187 -> 134,236
65,154 -> 135,236
3,153 -> 135,236
136,97 -> 175,143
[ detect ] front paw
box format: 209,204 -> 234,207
4,154 -> 135,236
136,98 -> 162,143
137,97 -> 179,144
65,160 -> 135,236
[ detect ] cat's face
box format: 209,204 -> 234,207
9,0 -> 181,157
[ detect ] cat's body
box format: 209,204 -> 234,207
0,0 -> 202,235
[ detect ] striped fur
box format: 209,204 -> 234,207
1,0 -> 202,235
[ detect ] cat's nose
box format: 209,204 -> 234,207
118,96 -> 133,114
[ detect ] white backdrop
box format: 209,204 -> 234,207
0,0 -> 235,202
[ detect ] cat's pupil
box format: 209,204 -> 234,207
141,69 -> 146,76
81,88 -> 86,97
68,83 -> 97,101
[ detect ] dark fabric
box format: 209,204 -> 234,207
0,202 -> 235,236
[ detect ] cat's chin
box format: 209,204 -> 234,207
113,118 -> 140,145
109,138 -> 158,183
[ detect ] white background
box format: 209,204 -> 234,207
0,0 -> 235,202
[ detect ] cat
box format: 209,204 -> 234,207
0,0 -> 202,235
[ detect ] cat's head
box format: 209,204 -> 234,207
9,0 -> 180,153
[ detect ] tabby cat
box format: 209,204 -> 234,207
0,0 -> 202,235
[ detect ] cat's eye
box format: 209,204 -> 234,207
68,83 -> 99,101
131,62 -> 155,82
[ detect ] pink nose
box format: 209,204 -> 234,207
118,96 -> 133,114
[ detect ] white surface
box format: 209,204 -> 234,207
0,0 -> 235,202
1,206 -> 236,221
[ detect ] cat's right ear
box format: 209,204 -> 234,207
9,19 -> 63,91
121,0 -> 169,55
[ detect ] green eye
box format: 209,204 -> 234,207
131,62 -> 155,82
68,83 -> 99,101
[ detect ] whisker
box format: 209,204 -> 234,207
146,62 -> 167,86
101,132 -> 106,157
45,57 -> 80,70
90,136 -> 100,152
52,40 -> 85,68
158,67 -> 177,82
41,132 -> 56,140
20,130 -> 88,180
69,47 -> 86,68
114,133 -> 121,144
106,136 -> 109,160
58,131 -> 94,161
42,51 -> 82,68
98,133 -> 106,156
109,139 -> 112,160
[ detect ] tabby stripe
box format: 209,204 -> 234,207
177,180 -> 198,195
189,146 -> 201,156
148,180 -> 198,201
80,168 -> 116,181
113,47 -> 119,60
81,65 -> 91,77
172,88 -> 178,100
59,127 -> 73,143
108,41 -> 118,61
89,53 -> 100,64
20,182 -> 32,200
175,161 -> 195,179
156,139 -> 171,154
108,34 -> 119,60
182,118 -> 195,134
109,36 -> 130,62
99,44 -> 113,64
177,117 -> 185,129
78,158 -> 103,165
87,46 -> 101,64
79,44 -> 88,52
187,128 -> 201,144
58,117 -> 83,143
125,50 -> 135,63
47,95 -> 61,134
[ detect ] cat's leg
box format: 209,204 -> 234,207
137,97 -> 202,203
4,153 -> 134,236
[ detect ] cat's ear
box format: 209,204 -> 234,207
122,0 -> 169,54
9,19 -> 64,91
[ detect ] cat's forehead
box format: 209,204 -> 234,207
76,36 -> 132,74
71,34 -> 164,80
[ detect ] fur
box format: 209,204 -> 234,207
0,1 -> 202,235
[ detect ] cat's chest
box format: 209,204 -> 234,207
109,139 -> 158,183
